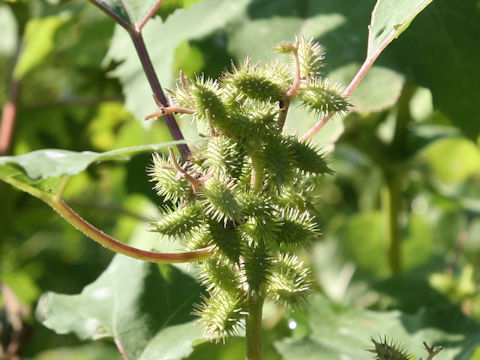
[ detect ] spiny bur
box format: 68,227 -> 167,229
368,337 -> 443,360
148,35 -> 350,341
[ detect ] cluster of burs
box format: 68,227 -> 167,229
149,37 -> 350,340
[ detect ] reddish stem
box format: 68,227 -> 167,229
137,0 -> 165,31
0,78 -> 20,155
52,199 -> 213,263
88,0 -> 130,30
88,0 -> 191,160
128,30 -> 191,160
114,337 -> 130,360
300,31 -> 397,143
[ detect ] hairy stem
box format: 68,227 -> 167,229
137,0 -> 165,31
0,16 -> 24,156
114,338 -> 130,360
250,158 -> 264,190
128,31 -> 191,160
0,78 -> 20,155
277,98 -> 290,132
88,0 -> 130,29
285,48 -> 301,98
49,198 -> 213,263
245,293 -> 265,360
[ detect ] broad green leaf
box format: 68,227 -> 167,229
275,295 -> 480,359
0,141 -> 186,200
36,255 -> 205,360
0,149 -> 126,180
368,0 -> 435,58
104,0 -> 251,125
390,0 -> 480,139
14,15 -> 69,79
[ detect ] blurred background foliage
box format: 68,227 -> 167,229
0,0 -> 479,358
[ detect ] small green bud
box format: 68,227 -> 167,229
208,221 -> 242,264
241,216 -> 281,244
150,202 -> 203,237
223,65 -> 286,102
369,337 -> 411,360
194,291 -> 246,340
267,254 -> 311,308
149,153 -> 193,203
204,135 -> 243,179
286,137 -> 333,175
297,36 -> 325,77
199,259 -> 241,294
184,226 -> 213,251
276,209 -> 320,248
202,177 -> 241,222
298,78 -> 351,116
236,191 -> 275,219
273,40 -> 297,54
260,134 -> 295,187
243,242 -> 272,293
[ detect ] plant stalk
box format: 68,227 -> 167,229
128,31 -> 191,160
381,174 -> 402,274
245,293 -> 265,360
50,198 -> 213,263
88,0 -> 190,160
381,83 -> 413,274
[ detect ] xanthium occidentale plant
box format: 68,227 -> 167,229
148,36 -> 351,341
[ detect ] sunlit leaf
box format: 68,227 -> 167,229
14,15 -> 69,78
391,0 -> 480,139
0,141 -> 186,200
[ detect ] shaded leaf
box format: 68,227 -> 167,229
36,255 -> 204,360
391,0 -> 480,139
275,295 -> 480,359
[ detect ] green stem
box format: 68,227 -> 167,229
245,293 -> 265,360
381,174 -> 402,274
250,159 -> 264,191
380,84 -> 414,274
